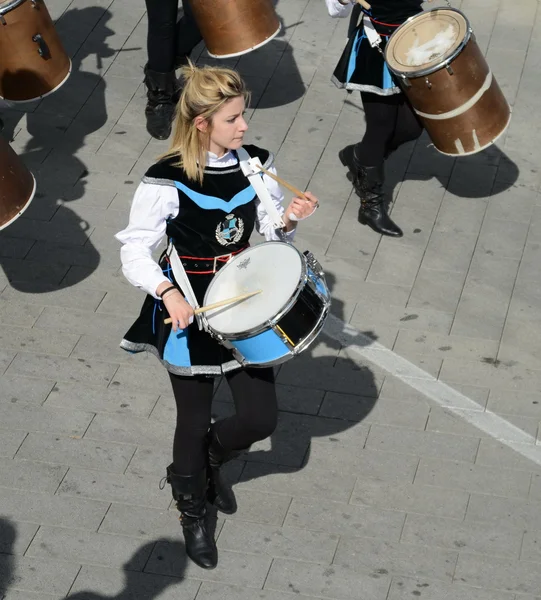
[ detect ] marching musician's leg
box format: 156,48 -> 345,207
385,95 -> 423,158
339,93 -> 403,238
164,373 -> 218,569
175,0 -> 203,69
144,0 -> 182,140
207,368 -> 278,513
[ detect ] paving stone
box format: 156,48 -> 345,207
6,353 -> 118,387
0,555 -> 80,596
476,438 -> 541,473
334,536 -> 457,582
407,268 -> 467,314
0,520 -> 39,555
0,326 -> 79,357
33,306 -> 134,339
0,431 -> 27,459
1,284 -> 106,312
68,564 -> 200,600
402,513 -> 524,559
265,558 -> 391,600
196,583 -> 313,600
0,401 -> 94,437
307,442 -> 420,483
426,406 -> 539,440
239,462 -> 355,503
17,433 -> 135,473
350,479 -> 469,520
439,358 -> 541,392
84,412 -> 173,447
387,577 -> 514,600
0,487 -> 109,529
249,411 -> 370,468
26,526 -> 152,570
43,381 -> 159,418
217,521 -> 338,564
454,554 -> 541,595
394,330 -> 499,363
415,458 -> 532,498
284,497 -> 405,540
110,364 -> 172,395
0,299 -> 44,328
146,540 -> 272,586
365,424 -> 479,462
214,489 -> 293,527
350,302 -> 454,336
58,467 -> 169,509
420,232 -> 478,273
99,504 -> 178,538
0,459 -> 67,494
319,393 -> 430,430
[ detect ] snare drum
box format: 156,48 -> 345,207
0,124 -> 36,230
0,0 -> 71,102
385,8 -> 511,156
203,242 -> 330,367
190,0 -> 281,59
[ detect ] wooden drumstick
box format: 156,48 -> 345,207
163,290 -> 262,324
256,165 -> 318,205
355,0 -> 372,9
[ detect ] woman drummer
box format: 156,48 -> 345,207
326,0 -> 426,237
116,62 -> 318,570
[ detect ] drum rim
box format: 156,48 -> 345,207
203,241 -> 308,338
206,25 -> 282,59
0,0 -> 29,16
384,7 -> 472,79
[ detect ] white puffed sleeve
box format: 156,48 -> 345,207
115,182 -> 179,298
325,0 -> 354,18
254,165 -> 296,242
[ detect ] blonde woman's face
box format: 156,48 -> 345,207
207,96 -> 248,154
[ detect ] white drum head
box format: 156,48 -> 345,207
386,9 -> 468,75
204,242 -> 303,335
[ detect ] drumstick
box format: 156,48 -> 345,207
355,0 -> 372,9
256,165 -> 317,204
163,290 -> 262,324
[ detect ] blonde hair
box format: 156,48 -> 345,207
159,61 -> 250,184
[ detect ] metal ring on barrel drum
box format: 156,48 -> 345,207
385,8 -> 472,80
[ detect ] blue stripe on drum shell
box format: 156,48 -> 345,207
231,328 -> 290,364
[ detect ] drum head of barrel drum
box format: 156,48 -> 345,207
385,9 -> 468,76
204,242 -> 303,335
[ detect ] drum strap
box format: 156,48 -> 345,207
236,147 -> 287,235
166,240 -> 205,331
363,15 -> 383,50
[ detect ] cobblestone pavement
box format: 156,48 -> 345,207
1,0 -> 541,598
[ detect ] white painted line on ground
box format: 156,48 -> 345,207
324,314 -> 541,466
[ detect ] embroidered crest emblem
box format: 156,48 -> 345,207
216,214 -> 244,246
237,258 -> 251,270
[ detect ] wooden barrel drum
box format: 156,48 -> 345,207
190,0 -> 281,59
0,0 -> 71,102
385,8 -> 511,156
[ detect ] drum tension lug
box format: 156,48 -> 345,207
31,0 -> 39,7
0,15 -> 5,25
446,64 -> 454,76
32,33 -> 51,59
425,78 -> 432,89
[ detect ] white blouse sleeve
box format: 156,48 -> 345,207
255,165 -> 296,242
115,182 -> 179,298
325,0 -> 354,18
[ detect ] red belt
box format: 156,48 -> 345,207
170,245 -> 249,275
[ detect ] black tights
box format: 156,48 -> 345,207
169,368 -> 278,475
354,92 -> 423,167
144,0 -> 202,73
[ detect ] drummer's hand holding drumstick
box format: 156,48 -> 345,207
156,281 -> 194,332
283,191 -> 320,231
